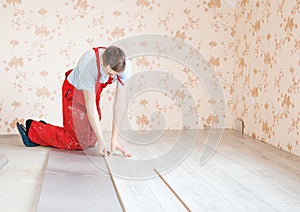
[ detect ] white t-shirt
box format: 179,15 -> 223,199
67,48 -> 131,91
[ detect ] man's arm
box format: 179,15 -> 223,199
112,84 -> 126,140
111,84 -> 132,157
83,90 -> 107,155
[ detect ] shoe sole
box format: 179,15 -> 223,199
16,122 -> 38,147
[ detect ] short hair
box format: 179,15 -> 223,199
102,46 -> 126,73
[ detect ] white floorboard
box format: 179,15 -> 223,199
37,148 -> 123,212
0,130 -> 300,212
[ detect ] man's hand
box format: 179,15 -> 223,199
110,137 -> 132,157
96,140 -> 109,157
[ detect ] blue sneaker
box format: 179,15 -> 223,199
16,122 -> 38,147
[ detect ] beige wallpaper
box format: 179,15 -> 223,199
0,0 -> 299,156
232,0 -> 300,155
0,0 -> 235,133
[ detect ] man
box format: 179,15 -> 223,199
16,46 -> 132,157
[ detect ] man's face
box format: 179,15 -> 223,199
103,65 -> 118,78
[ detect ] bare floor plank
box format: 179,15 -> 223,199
159,130 -> 300,211
106,130 -> 187,212
157,165 -> 238,212
212,131 -> 300,203
183,162 -> 277,212
161,131 -> 275,211
37,148 -> 123,212
0,135 -> 49,212
1,130 -> 300,212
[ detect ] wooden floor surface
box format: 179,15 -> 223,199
0,129 -> 300,212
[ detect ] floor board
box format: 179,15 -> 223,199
0,130 -> 300,212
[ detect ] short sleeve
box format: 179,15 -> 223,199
69,50 -> 98,91
75,62 -> 97,91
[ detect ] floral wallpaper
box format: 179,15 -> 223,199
0,0 -> 235,133
232,0 -> 300,155
0,0 -> 299,156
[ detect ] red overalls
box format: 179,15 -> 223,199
28,47 -> 124,150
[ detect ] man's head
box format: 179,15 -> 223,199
102,46 -> 126,77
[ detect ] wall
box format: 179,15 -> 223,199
232,0 -> 300,155
2,0 -> 298,156
0,0 -> 235,133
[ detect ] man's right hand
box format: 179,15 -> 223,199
96,140 -> 109,157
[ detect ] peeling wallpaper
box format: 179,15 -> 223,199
0,0 -> 299,156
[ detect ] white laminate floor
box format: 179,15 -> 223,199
0,130 -> 300,212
